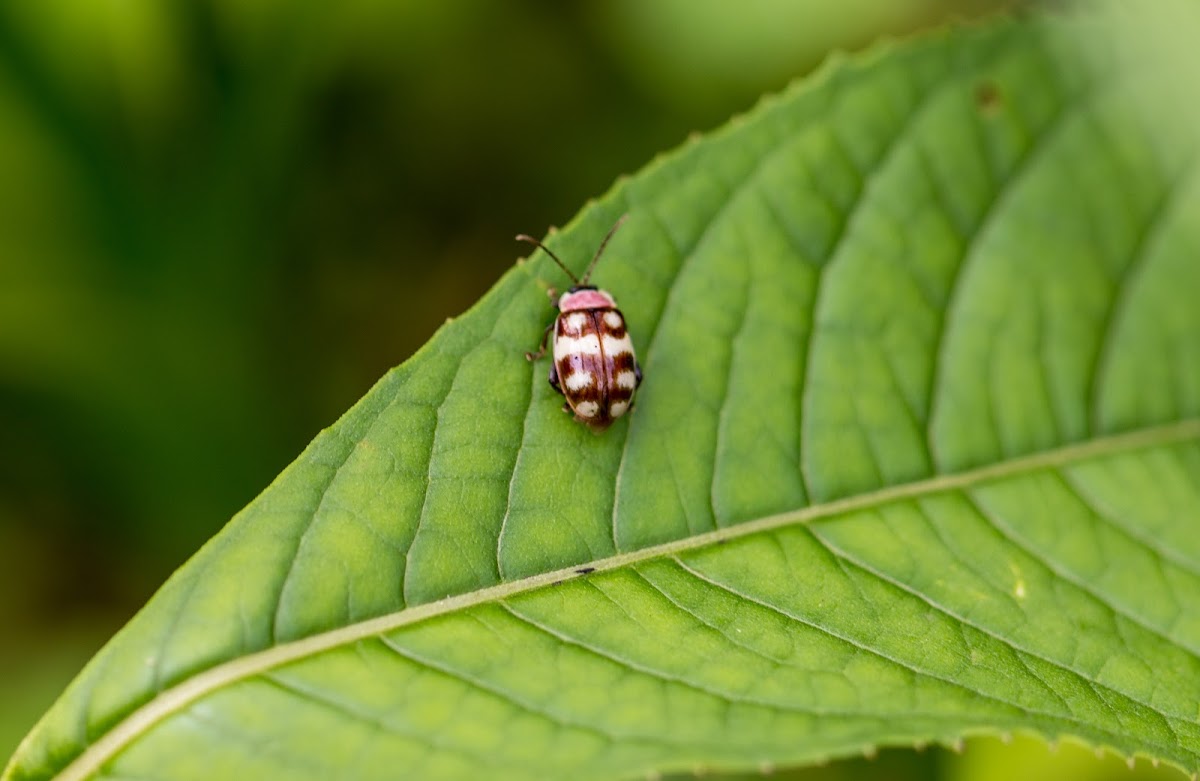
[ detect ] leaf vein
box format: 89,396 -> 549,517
1058,466 -> 1200,581
963,489 -> 1200,665
926,57 -> 1103,468
810,529 -> 1195,756
1085,154 -> 1198,434
46,419 -> 1200,781
669,555 -> 1192,758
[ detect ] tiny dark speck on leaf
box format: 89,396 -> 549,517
574,567 -> 596,575
975,80 -> 1003,113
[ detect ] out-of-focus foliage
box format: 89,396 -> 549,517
0,0 -> 1050,772
947,735 -> 1192,781
602,0 -> 997,110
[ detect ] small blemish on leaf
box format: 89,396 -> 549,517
975,80 -> 1003,113
1010,563 -> 1027,600
574,567 -> 596,575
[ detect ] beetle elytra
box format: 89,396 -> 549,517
519,215 -> 642,432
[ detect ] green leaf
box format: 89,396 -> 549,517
8,11 -> 1200,781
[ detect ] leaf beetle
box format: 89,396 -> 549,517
519,214 -> 642,432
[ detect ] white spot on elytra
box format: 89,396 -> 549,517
555,334 -> 601,356
603,311 -> 623,329
575,400 -> 600,418
609,400 -> 629,417
565,312 -> 588,332
564,372 -> 594,391
601,333 -> 633,356
615,371 -> 637,389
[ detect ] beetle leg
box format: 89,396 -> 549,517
561,401 -> 572,413
525,322 -> 555,361
548,360 -> 564,396
634,362 -> 643,387
545,286 -> 558,302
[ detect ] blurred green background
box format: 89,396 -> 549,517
10,2 -> 1173,779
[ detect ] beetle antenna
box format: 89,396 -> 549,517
580,213 -> 628,285
515,234 -> 578,285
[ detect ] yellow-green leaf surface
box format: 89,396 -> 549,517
8,12 -> 1200,781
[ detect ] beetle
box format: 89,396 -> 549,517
518,214 -> 642,432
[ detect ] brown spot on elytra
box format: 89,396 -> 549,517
610,352 -> 637,373
607,386 -> 633,404
561,349 -> 605,409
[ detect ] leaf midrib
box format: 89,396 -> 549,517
47,418 -> 1200,781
